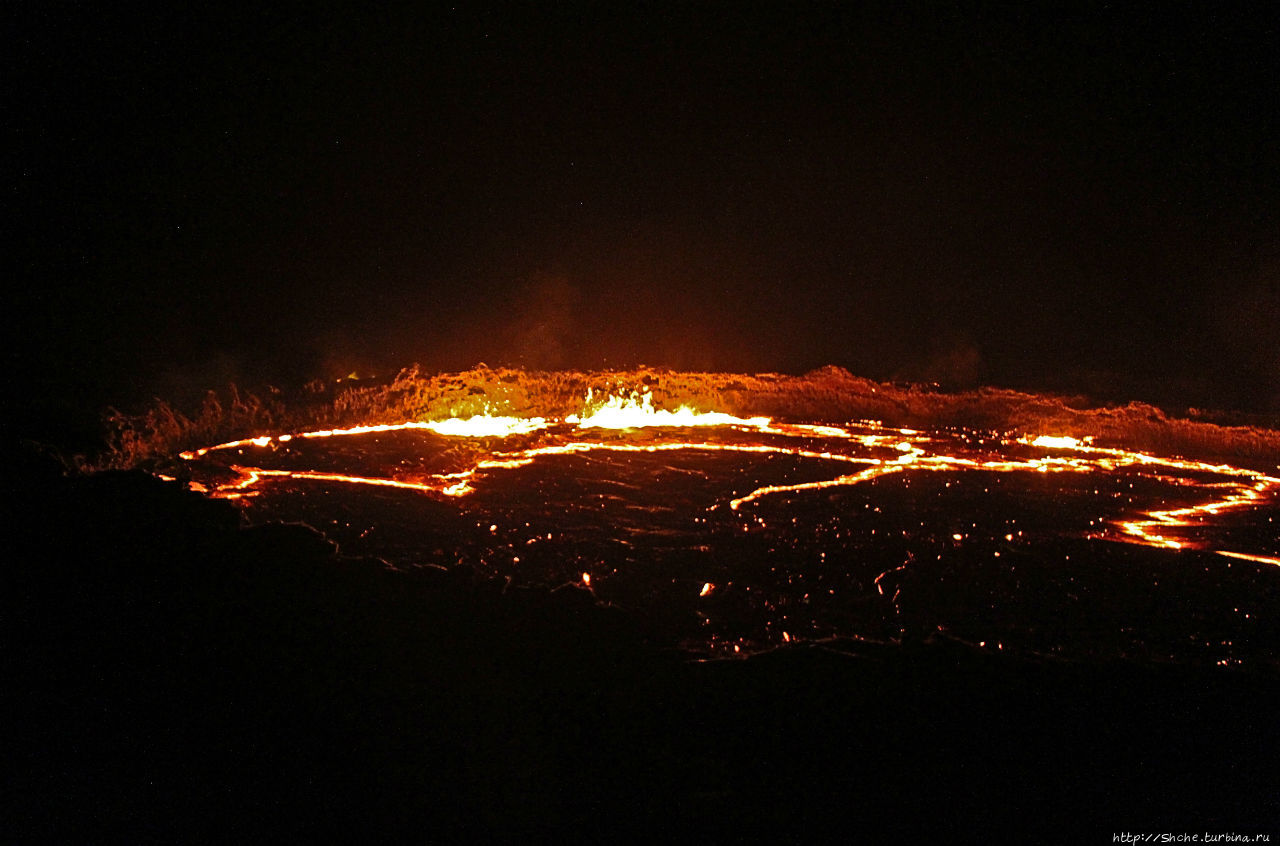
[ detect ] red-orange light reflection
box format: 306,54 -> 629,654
179,392 -> 1280,567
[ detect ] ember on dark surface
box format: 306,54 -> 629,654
172,381 -> 1280,667
10,369 -> 1280,839
9,3 -> 1280,836
9,439 -> 1280,840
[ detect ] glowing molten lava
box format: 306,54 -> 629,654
175,389 -> 1280,568
179,412 -> 547,459
1028,434 -> 1090,449
569,388 -> 771,430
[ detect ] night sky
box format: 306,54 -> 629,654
6,4 -> 1279,425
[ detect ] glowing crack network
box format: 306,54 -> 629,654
176,390 -> 1280,568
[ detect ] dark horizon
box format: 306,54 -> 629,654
6,4 -> 1279,424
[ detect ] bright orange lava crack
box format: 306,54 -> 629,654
179,393 -> 1280,567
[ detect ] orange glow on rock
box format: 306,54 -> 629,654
178,402 -> 1280,567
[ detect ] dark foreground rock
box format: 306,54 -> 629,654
5,456 -> 1278,842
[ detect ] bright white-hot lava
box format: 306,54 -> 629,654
176,390 -> 1280,566
1028,434 -> 1090,449
179,413 -> 548,459
568,388 -> 772,430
